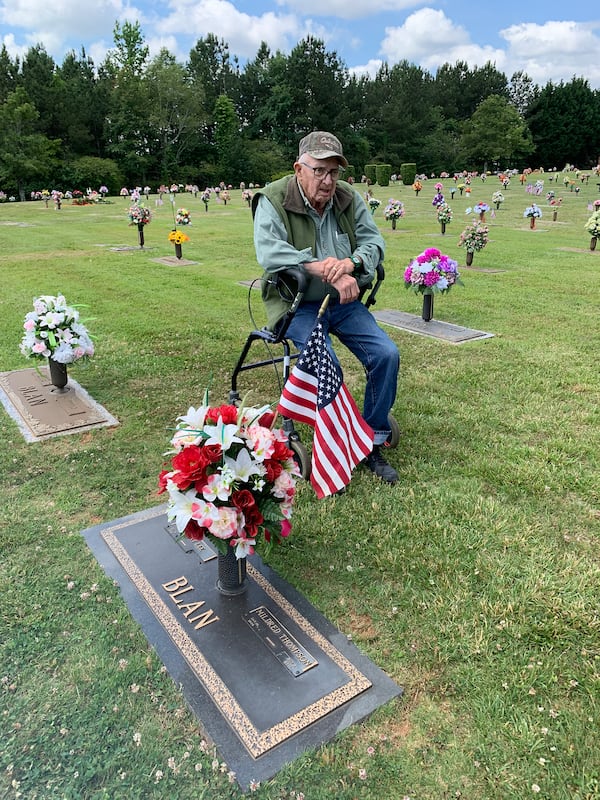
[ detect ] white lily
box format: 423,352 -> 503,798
203,416 -> 242,453
176,405 -> 209,430
166,483 -> 198,532
224,447 -> 261,482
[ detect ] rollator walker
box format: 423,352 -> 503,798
229,263 -> 400,479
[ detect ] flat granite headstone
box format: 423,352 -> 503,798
0,367 -> 119,442
373,309 -> 494,343
152,256 -> 198,266
82,506 -> 402,790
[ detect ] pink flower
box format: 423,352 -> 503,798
209,507 -> 240,539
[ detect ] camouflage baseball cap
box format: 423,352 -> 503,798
298,131 -> 348,167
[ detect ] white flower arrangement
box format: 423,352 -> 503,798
20,295 -> 94,364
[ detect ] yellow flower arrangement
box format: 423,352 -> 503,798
168,230 -> 190,245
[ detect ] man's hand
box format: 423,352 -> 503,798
305,256 -> 353,283
331,273 -> 359,303
304,257 -> 359,303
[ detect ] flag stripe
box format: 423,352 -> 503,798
276,319 -> 374,497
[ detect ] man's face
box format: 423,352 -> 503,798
294,156 -> 343,212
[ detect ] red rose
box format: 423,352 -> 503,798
258,411 -> 276,428
171,445 -> 208,488
272,439 -> 294,462
184,519 -> 206,541
263,458 -> 283,481
202,443 -> 223,464
206,404 -> 238,424
157,469 -> 170,494
232,489 -> 263,537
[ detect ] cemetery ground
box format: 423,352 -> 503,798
0,178 -> 598,800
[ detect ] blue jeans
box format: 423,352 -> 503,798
286,300 -> 399,444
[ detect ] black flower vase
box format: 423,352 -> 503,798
175,242 -> 182,259
422,293 -> 434,322
137,222 -> 145,247
48,358 -> 68,392
391,218 -> 397,230
217,547 -> 247,596
591,237 -> 597,251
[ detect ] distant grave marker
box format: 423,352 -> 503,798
0,367 -> 118,442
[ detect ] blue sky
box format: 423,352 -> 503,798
1,0 -> 599,88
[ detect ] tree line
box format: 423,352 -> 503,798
1,21 -> 599,199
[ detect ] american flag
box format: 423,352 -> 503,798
277,319 -> 374,498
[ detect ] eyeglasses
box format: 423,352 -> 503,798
298,161 -> 344,181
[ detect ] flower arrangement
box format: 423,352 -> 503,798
437,203 -> 453,224
524,204 -> 542,218
168,230 -> 190,245
404,247 -> 462,295
128,205 -> 151,225
412,180 -> 422,194
158,395 -> 299,560
383,198 -> 404,221
175,208 -> 191,225
367,197 -> 381,214
20,295 -> 94,364
458,221 -> 489,253
492,191 -> 504,207
431,192 -> 444,208
585,211 -> 600,237
474,202 -> 490,215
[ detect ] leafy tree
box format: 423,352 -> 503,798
237,42 -> 278,137
509,70 -> 538,116
0,44 -> 18,104
459,94 -> 534,172
188,35 -> 239,124
55,49 -> 105,158
0,87 -> 60,198
19,45 -> 62,138
63,155 -> 123,194
213,94 -> 240,182
144,49 -> 205,181
102,22 -> 152,184
364,61 -> 435,169
433,60 -> 508,121
281,36 -> 350,147
526,78 -> 600,168
106,21 -> 149,74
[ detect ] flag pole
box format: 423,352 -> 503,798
318,294 -> 330,318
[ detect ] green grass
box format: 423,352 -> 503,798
1,178 -> 599,799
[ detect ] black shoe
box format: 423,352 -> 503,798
363,445 -> 398,484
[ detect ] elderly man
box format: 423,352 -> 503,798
252,131 -> 400,485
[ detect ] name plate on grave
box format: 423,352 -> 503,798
244,606 -> 318,677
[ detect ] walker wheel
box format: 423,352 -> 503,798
387,414 -> 401,448
289,439 -> 311,480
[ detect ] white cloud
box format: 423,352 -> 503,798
279,0 -> 424,21
0,0 -> 129,41
160,0 -> 303,59
380,8 -> 505,73
501,20 -> 600,86
376,10 -> 600,88
349,58 -> 384,78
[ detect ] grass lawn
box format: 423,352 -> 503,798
1,176 -> 599,800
